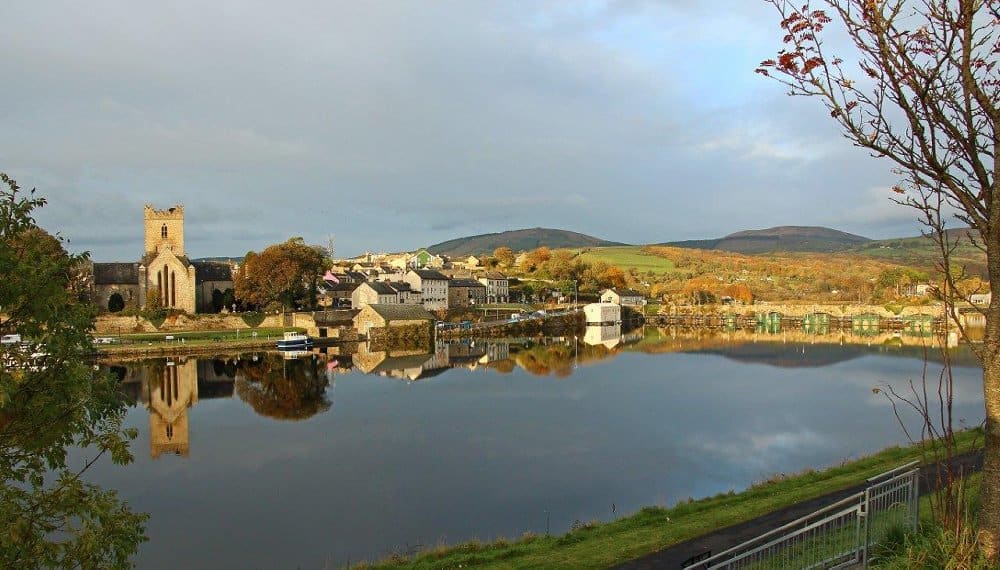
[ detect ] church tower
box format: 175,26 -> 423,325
144,204 -> 185,256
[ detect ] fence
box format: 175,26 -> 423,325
693,461 -> 919,569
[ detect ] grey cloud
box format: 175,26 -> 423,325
0,1 -> 929,259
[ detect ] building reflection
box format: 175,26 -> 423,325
116,357 -> 236,458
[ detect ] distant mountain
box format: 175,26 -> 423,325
428,228 -> 626,257
665,226 -> 871,254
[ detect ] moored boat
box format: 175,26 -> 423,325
276,332 -> 313,350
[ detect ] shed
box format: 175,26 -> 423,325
353,304 -> 435,336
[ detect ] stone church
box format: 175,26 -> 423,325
92,205 -> 234,313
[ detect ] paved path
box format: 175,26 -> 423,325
618,450 -> 985,569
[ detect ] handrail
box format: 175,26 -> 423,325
696,491 -> 864,567
866,460 -> 918,483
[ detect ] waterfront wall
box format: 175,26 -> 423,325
94,312 -> 287,334
663,302 -> 945,318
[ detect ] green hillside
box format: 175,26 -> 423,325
428,228 -> 626,257
573,246 -> 676,275
666,226 -> 871,254
851,229 -> 986,277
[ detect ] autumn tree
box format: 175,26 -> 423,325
493,246 -> 515,268
759,0 -> 999,558
234,237 -> 326,310
521,246 -> 551,272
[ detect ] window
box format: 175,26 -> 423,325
161,224 -> 168,238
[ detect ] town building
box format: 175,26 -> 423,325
600,288 -> 646,307
351,281 -> 399,309
91,205 -> 233,313
408,249 -> 445,269
478,272 -> 509,304
971,292 -> 992,305
404,269 -> 450,311
352,303 -> 436,336
387,281 -> 424,305
448,278 -> 487,308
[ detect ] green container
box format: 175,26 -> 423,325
852,313 -> 881,336
803,312 -> 831,335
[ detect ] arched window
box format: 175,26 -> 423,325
161,224 -> 168,238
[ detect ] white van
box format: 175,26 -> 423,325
1,334 -> 23,346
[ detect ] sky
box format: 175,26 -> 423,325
1,0 -> 930,261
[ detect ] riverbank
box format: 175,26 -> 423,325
357,429 -> 985,569
93,327 -> 304,357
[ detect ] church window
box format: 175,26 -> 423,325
161,224 -> 168,238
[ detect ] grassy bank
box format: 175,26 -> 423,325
873,472 -> 989,569
95,327 -> 304,355
359,429 -> 984,569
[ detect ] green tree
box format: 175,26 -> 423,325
0,174 -> 147,567
759,1 -> 999,559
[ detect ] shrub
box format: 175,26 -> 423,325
241,311 -> 265,328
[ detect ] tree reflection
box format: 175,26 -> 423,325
235,354 -> 331,420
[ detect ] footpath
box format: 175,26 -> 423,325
618,450 -> 985,569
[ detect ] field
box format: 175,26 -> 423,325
851,236 -> 986,277
572,246 -> 676,275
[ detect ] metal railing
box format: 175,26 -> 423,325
692,461 -> 919,569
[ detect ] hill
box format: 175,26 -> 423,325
428,228 -> 626,257
665,226 -> 871,254
851,228 -> 985,277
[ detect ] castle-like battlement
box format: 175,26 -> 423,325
144,204 -> 185,219
144,204 -> 186,256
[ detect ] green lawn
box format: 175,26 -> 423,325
94,327 -> 304,350
572,246 -> 676,275
358,429 -> 984,569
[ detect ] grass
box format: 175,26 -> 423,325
572,246 -> 676,275
873,473 -> 991,569
356,429 -> 984,569
94,327 -> 304,350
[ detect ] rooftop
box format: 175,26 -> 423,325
359,304 -> 436,321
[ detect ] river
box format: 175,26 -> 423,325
82,326 -> 985,568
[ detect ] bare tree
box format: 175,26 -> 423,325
758,0 -> 999,560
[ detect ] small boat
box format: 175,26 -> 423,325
276,332 -> 313,350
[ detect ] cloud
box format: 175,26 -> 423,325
0,0 -> 930,258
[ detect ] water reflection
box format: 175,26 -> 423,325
94,326 -> 987,569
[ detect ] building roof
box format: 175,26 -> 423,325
450,278 -> 486,288
483,271 -> 508,280
93,263 -> 139,285
192,261 -> 233,284
360,304 -> 435,321
605,288 -> 644,297
387,281 -> 413,292
363,281 -> 398,295
321,281 -> 358,293
409,269 -> 449,281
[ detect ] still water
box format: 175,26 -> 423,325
86,327 -> 985,568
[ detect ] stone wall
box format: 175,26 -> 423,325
94,312 -> 286,334
367,322 -> 433,345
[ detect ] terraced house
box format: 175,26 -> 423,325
478,272 -> 509,304
403,269 -> 450,311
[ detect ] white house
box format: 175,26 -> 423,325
478,272 -> 509,303
971,292 -> 992,305
600,288 -> 646,307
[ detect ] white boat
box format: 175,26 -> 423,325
276,332 -> 313,350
